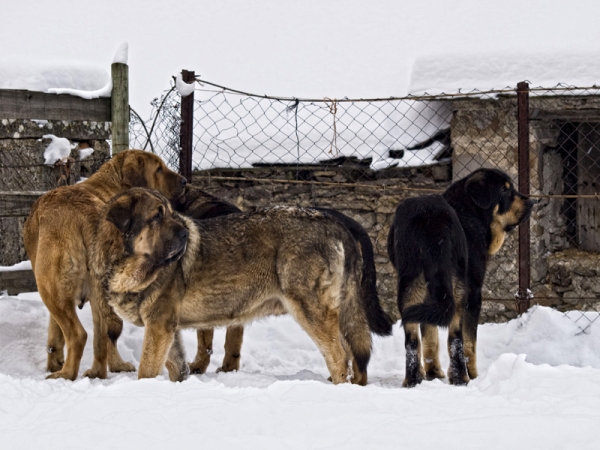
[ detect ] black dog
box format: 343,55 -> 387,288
387,168 -> 533,387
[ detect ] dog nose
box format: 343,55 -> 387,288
181,177 -> 188,187
179,227 -> 189,241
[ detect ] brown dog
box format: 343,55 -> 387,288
92,188 -> 386,385
23,150 -> 186,380
174,186 -> 393,375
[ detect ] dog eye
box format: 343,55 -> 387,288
156,167 -> 163,174
152,209 -> 163,222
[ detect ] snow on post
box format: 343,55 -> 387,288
112,43 -> 128,65
175,73 -> 196,97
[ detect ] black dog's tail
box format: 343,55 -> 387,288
317,208 -> 394,336
400,251 -> 456,328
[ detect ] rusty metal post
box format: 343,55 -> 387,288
516,81 -> 531,314
179,70 -> 195,181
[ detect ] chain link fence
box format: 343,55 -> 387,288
129,78 -> 600,330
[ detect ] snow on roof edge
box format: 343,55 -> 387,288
408,51 -> 600,97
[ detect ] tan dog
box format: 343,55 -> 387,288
92,188 -> 387,385
173,186 -> 392,375
23,150 -> 186,380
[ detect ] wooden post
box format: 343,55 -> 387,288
179,70 -> 195,181
111,62 -> 130,154
516,81 -> 531,315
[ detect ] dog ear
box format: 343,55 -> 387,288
106,195 -> 135,234
121,154 -> 147,189
465,174 -> 493,209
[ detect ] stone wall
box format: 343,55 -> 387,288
193,163 -> 456,323
0,119 -> 111,266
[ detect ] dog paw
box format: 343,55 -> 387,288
424,366 -> 446,381
449,374 -> 470,386
83,367 -> 108,379
188,359 -> 210,374
351,373 -> 368,386
402,372 -> 424,388
109,361 -> 136,373
448,366 -> 470,386
46,369 -> 77,381
216,355 -> 240,373
46,360 -> 64,373
467,366 -> 478,379
167,362 -> 190,382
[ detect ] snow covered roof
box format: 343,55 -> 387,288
409,51 -> 600,96
0,58 -> 111,99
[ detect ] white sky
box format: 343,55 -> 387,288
3,0 -> 600,115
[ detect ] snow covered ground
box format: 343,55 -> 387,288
1,291 -> 599,449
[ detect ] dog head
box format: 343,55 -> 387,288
464,169 -> 533,229
103,188 -> 189,293
118,150 -> 187,207
460,168 -> 534,254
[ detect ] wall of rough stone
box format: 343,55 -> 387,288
0,119 -> 111,266
193,163 -> 462,322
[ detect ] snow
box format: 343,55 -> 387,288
1,291 -> 599,449
112,42 -> 128,65
47,80 -> 112,100
0,260 -> 31,272
409,51 -> 600,95
79,147 -> 94,160
42,134 -> 76,165
0,58 -> 110,98
175,73 -> 196,97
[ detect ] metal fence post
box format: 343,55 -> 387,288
179,70 -> 195,181
516,81 -> 531,314
111,62 -> 130,154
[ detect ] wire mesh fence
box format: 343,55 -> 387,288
127,78 -> 600,330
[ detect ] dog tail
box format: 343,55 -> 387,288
400,259 -> 456,328
317,208 -> 394,337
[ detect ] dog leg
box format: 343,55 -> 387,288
46,315 -> 65,372
106,312 -> 136,373
420,324 -> 445,380
138,321 -> 176,379
463,288 -> 482,379
165,330 -> 189,382
45,313 -> 87,380
83,295 -> 109,379
217,326 -> 244,373
287,302 -> 350,384
402,323 -> 424,388
340,338 -> 368,386
447,314 -> 469,386
189,329 -> 214,374
40,284 -> 87,380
